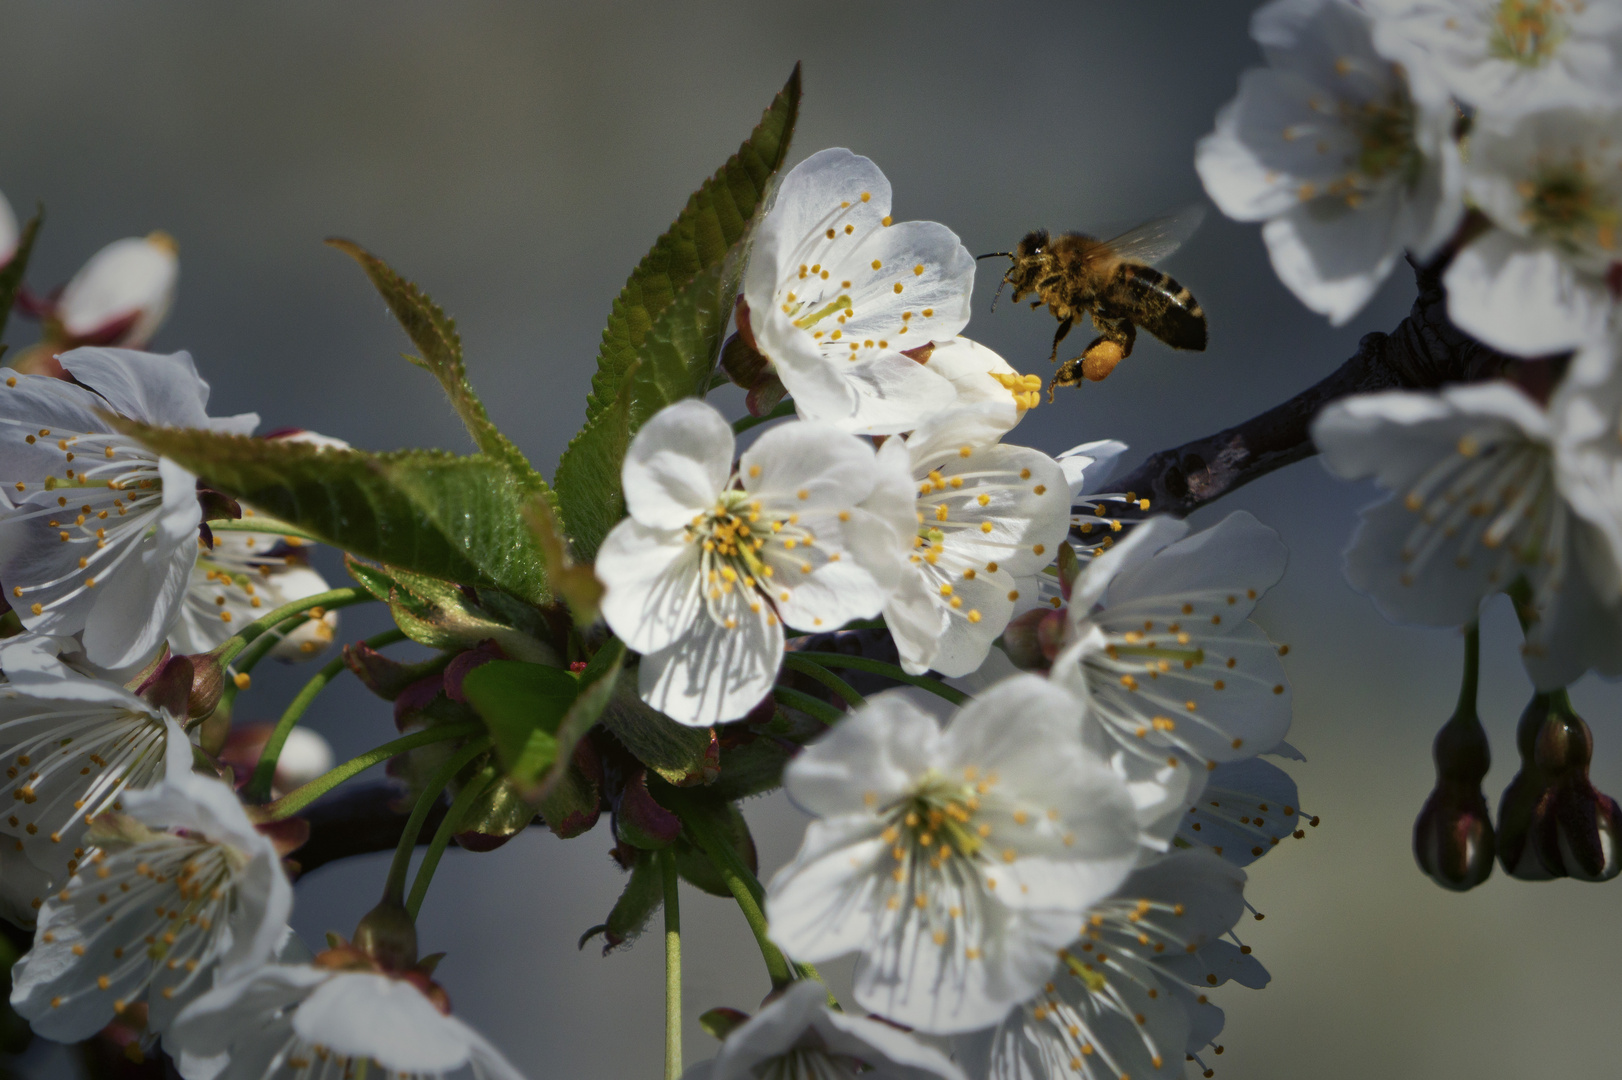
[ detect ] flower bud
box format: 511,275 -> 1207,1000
136,653 -> 195,719
1498,693 -> 1622,882
613,767 -> 681,850
55,232 -> 178,348
184,649 -> 227,720
352,899 -> 419,972
1414,671 -> 1496,890
1000,607 -> 1067,671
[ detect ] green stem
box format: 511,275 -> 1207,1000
214,587 -> 373,669
782,654 -> 866,709
790,651 -> 968,706
679,802 -> 794,989
256,723 -> 482,821
659,847 -> 682,1080
1456,623 -> 1480,719
382,736 -> 492,906
731,399 -> 795,434
406,765 -> 495,920
205,516 -> 326,545
245,628 -> 407,802
772,685 -> 845,726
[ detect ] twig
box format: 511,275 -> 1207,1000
1104,255 -> 1516,522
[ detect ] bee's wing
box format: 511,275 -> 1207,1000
1101,204 -> 1206,266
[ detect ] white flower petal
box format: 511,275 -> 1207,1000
620,398 -> 733,529
1444,230 -> 1613,357
597,521 -> 703,654
637,585 -> 782,727
59,348 -> 213,430
781,693 -> 942,819
293,973 -> 473,1073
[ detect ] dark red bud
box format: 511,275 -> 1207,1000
443,640 -> 506,703
138,654 -> 195,720
1001,609 -> 1052,671
614,768 -> 681,850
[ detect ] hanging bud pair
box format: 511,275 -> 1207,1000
1497,692 -> 1622,883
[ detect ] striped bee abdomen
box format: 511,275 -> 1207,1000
1110,264 -> 1207,351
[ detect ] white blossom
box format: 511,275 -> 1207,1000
742,148 -> 976,434
10,717 -> 292,1042
1049,513 -> 1294,775
882,405 -> 1071,678
1370,0 -> 1622,116
683,981 -> 966,1080
765,677 -> 1140,1034
1313,382 -> 1622,688
173,529 -> 336,661
597,398 -> 909,726
954,851 -> 1249,1080
1195,0 -> 1462,324
167,963 -> 525,1080
0,633 -> 193,883
0,347 -> 258,669
57,233 -> 180,349
0,188 -> 17,268
1444,107 -> 1622,356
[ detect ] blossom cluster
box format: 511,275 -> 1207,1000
1196,0 -> 1622,691
0,199 -> 524,1076
0,96 -> 1311,1080
591,150 -> 1310,1080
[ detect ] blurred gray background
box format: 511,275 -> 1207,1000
3,2 -> 1618,1078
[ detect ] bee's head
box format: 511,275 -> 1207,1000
1014,229 -> 1050,260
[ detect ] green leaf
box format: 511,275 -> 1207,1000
599,671 -> 718,787
535,639 -> 623,802
460,660 -> 580,787
456,772 -> 540,850
111,421 -> 553,606
580,850 -> 661,956
581,65 -> 799,427
552,66 -> 801,560
0,207 -> 43,356
522,494 -> 603,626
345,556 -> 557,662
552,261 -> 734,558
328,238 -> 548,501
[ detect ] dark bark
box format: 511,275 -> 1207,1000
289,782 -> 446,879
1101,256 -> 1518,524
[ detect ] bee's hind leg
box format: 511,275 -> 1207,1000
1047,356 -> 1087,402
1077,318 -> 1136,382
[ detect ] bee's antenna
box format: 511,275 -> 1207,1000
976,252 -> 1014,313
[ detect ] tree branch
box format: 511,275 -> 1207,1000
1103,255 -> 1517,522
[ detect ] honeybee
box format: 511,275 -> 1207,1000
981,206 -> 1208,397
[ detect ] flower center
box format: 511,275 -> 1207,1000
683,489 -> 819,628
1350,91 -> 1419,187
1490,0 -> 1566,67
884,775 -> 989,870
1399,432 -> 1563,615
0,423 -> 167,617
1520,160 -> 1619,254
